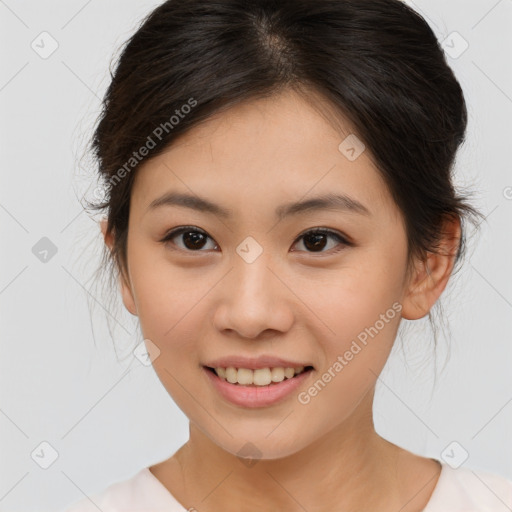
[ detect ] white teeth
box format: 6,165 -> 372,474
237,368 -> 253,385
213,366 -> 307,386
270,367 -> 284,382
215,367 -> 227,379
284,367 -> 295,379
225,367 -> 237,384
253,368 -> 272,386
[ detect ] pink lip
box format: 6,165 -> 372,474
203,355 -> 313,370
202,366 -> 314,408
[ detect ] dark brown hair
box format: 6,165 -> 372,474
84,0 -> 484,363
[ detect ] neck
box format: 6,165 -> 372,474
151,389 -> 441,512
162,393 -> 432,512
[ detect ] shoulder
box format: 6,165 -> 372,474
62,467 -> 186,511
424,463 -> 512,511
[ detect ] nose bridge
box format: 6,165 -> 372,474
213,238 -> 293,338
232,238 -> 278,306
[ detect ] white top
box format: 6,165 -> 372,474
63,462 -> 512,512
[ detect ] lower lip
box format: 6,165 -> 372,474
202,366 -> 314,408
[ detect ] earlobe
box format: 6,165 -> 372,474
400,259 -> 436,320
400,216 -> 461,320
120,274 -> 138,317
100,217 -> 113,251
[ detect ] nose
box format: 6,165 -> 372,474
212,254 -> 294,340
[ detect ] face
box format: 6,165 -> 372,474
118,89 -> 415,459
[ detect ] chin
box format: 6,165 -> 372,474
206,428 -> 313,463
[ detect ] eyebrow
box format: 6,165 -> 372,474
147,191 -> 371,220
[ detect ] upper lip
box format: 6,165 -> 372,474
204,355 -> 314,370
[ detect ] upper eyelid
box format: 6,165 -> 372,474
162,225 -> 345,238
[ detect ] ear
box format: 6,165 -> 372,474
100,218 -> 138,317
401,216 -> 461,320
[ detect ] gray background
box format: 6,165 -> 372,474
0,0 -> 511,510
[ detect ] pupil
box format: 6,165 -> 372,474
184,231 -> 206,250
304,233 -> 326,251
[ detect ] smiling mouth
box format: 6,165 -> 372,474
204,365 -> 314,387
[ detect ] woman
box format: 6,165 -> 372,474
64,0 -> 512,510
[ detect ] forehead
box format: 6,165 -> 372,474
131,89 -> 399,224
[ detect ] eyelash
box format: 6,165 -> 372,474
159,226 -> 352,255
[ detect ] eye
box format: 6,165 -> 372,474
291,228 -> 351,254
160,226 -> 218,252
160,226 -> 351,254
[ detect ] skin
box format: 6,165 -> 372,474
102,88 -> 460,512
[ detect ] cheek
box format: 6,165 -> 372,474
128,243 -> 208,338
128,261 -> 218,407
308,262 -> 402,343
301,255 -> 404,396
295,283 -> 401,431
